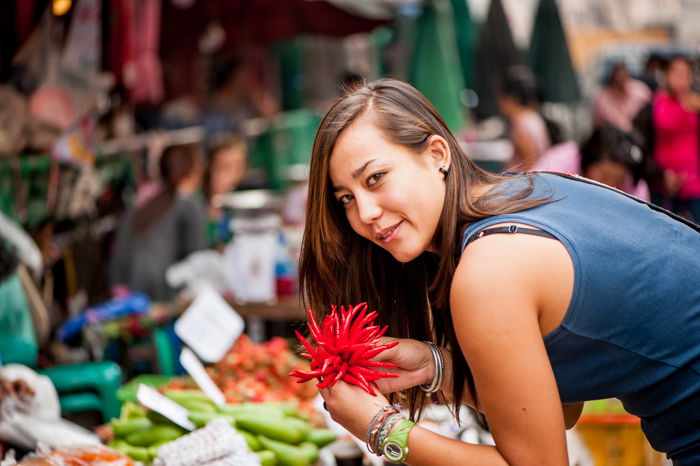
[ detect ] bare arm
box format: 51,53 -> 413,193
448,233 -> 572,464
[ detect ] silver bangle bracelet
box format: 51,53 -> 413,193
419,341 -> 444,395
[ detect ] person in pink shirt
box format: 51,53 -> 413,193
593,62 -> 651,132
651,55 -> 700,222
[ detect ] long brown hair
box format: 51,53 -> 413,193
298,78 -> 550,419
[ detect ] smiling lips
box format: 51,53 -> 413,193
376,221 -> 402,242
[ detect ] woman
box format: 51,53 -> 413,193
203,133 -> 248,247
533,125 -> 650,201
299,78 -> 700,465
498,67 -> 550,171
110,143 -> 206,301
651,55 -> 700,221
592,61 -> 651,132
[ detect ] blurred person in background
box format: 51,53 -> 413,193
110,143 -> 206,301
635,55 -> 700,222
579,126 -> 650,200
201,56 -> 279,148
203,133 -> 248,248
639,53 -> 666,93
593,61 -> 651,132
534,125 -> 650,201
498,66 -> 551,171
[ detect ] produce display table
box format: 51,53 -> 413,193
576,414 -> 665,466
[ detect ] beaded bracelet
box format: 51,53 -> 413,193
365,403 -> 402,454
419,341 -> 444,396
373,412 -> 404,455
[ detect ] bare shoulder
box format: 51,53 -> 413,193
452,223 -> 574,335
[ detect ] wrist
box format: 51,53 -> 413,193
419,341 -> 444,396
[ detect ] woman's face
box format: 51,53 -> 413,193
210,146 -> 246,196
665,59 -> 692,97
329,118 -> 448,263
585,159 -> 628,190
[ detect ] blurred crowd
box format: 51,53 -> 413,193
495,52 -> 700,223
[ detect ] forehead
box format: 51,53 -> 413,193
331,119 -> 388,163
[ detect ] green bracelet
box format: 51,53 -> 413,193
381,418 -> 416,463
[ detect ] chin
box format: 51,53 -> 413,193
388,248 -> 421,264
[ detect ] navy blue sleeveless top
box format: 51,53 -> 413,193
461,172 -> 700,458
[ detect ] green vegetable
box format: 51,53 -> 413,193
259,402 -> 299,416
298,442 -> 319,464
237,429 -> 262,451
177,398 -> 217,413
217,403 -> 285,418
258,436 -> 313,466
125,425 -> 185,446
146,409 -> 179,426
188,411 -> 236,428
283,417 -> 310,441
236,415 -> 305,444
305,429 -> 337,448
119,401 -> 147,419
257,450 -> 278,466
164,389 -> 212,404
111,417 -> 153,438
108,440 -> 151,462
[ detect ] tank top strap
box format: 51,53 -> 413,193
464,224 -> 556,248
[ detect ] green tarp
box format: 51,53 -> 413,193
528,0 -> 581,102
409,0 -> 467,133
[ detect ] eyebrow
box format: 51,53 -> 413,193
332,158 -> 376,192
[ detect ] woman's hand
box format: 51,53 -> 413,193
319,380 -> 391,440
369,337 -> 435,394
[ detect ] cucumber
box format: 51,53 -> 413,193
111,417 -> 153,438
237,429 -> 262,451
188,411 -> 236,428
283,417 -> 310,441
125,425 -> 185,446
108,440 -> 150,462
236,415 -> 305,445
217,403 -> 285,418
164,389 -> 212,404
305,429 -> 337,448
258,436 -> 312,466
298,442 -> 319,464
257,450 -> 278,466
120,401 -> 147,419
177,398 -> 217,413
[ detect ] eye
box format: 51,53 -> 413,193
367,172 -> 385,187
337,193 -> 354,206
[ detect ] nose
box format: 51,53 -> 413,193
355,192 -> 382,225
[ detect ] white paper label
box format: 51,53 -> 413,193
179,347 -> 226,406
136,384 -> 194,431
174,286 -> 244,363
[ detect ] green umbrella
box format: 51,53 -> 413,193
409,0 -> 466,133
449,0 -> 478,90
529,0 -> 581,102
474,0 -> 523,119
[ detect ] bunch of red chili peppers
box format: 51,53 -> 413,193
289,303 -> 398,396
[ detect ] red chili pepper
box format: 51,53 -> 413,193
289,303 -> 398,395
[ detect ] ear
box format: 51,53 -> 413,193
426,135 -> 451,171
